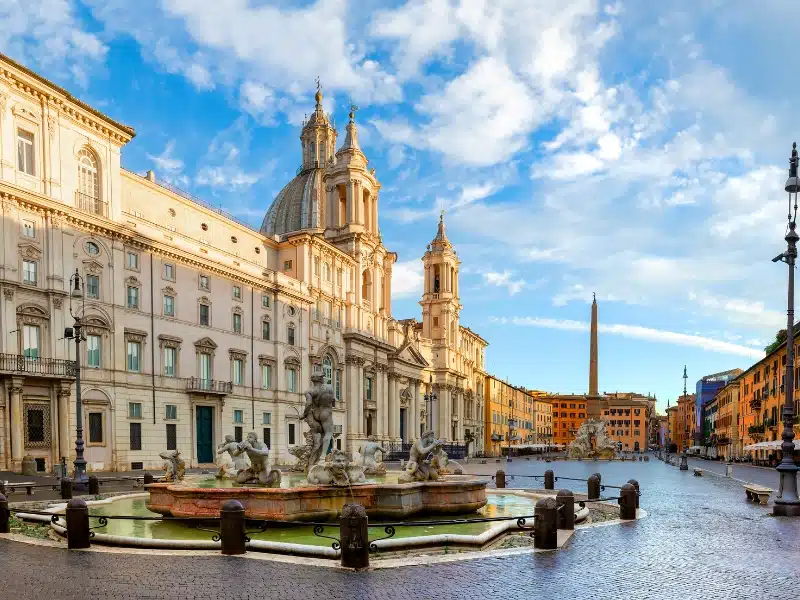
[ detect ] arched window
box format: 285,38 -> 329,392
362,270 -> 370,302
323,355 -> 333,387
77,148 -> 101,214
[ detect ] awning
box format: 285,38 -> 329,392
744,440 -> 798,451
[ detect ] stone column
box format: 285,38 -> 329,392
380,369 -> 389,438
412,380 -> 421,441
387,374 -> 396,441
9,377 -> 24,472
374,368 -> 382,437
346,179 -> 355,224
57,383 -> 71,466
356,360 -> 364,436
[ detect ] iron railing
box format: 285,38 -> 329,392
75,191 -> 108,218
0,354 -> 77,377
185,378 -> 232,394
383,442 -> 468,461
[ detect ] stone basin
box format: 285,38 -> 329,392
146,473 -> 488,521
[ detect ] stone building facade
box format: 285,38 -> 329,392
0,54 -> 488,473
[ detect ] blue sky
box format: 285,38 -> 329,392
3,0 -> 798,412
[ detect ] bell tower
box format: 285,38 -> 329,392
300,80 -> 336,170
420,212 -> 461,356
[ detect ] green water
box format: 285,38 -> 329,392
87,493 -> 536,546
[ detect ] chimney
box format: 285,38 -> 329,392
145,170 -> 156,182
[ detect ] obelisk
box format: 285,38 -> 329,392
587,293 -> 600,418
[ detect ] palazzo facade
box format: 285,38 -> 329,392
0,54 -> 487,473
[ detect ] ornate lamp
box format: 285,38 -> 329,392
64,269 -> 87,484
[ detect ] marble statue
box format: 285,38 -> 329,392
288,430 -> 315,472
231,431 -> 281,486
159,449 -> 185,482
216,434 -> 250,478
431,446 -> 463,475
568,419 -> 617,459
299,376 -> 335,471
307,450 -> 365,486
358,436 -> 387,475
398,431 -> 443,483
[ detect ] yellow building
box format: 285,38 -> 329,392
713,381 -> 740,460
483,378 -> 551,456
601,393 -> 650,452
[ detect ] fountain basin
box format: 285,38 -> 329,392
146,475 -> 488,521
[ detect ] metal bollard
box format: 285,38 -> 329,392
60,476 -> 73,500
679,454 -> 688,471
534,497 -> 558,549
88,475 -> 100,496
0,494 -> 9,533
587,474 -> 600,500
556,489 -> 575,530
66,498 -> 90,549
627,479 -> 640,509
143,472 -> 154,485
340,503 -> 369,569
495,470 -> 506,489
726,463 -> 732,478
220,499 -> 246,555
544,469 -> 554,490
620,483 -> 637,520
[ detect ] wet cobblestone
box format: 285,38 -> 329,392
2,456 -> 800,600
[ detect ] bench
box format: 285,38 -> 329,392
744,484 -> 773,506
0,481 -> 38,495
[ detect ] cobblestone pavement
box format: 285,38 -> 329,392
3,456 -> 800,600
683,456 -> 786,488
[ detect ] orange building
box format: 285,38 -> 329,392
601,394 -> 649,452
666,405 -> 679,450
713,381 -> 740,460
550,394 -> 588,448
676,393 -> 697,451
484,377 -> 542,456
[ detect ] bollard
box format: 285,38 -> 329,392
60,476 -> 73,500
454,467 -> 463,475
544,469 -> 554,490
0,494 -> 8,533
627,479 -> 640,509
88,475 -> 100,496
66,498 -> 90,549
644,456 -> 649,462
143,472 -> 154,485
340,503 -> 369,569
533,497 -> 558,549
587,474 -> 600,500
679,454 -> 688,471
726,463 -> 732,478
556,489 -> 575,530
495,470 -> 506,489
220,499 -> 246,555
620,483 -> 637,520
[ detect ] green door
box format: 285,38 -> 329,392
196,406 -> 214,463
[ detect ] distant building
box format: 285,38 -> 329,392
695,369 -> 743,445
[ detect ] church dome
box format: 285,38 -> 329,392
260,166 -> 325,236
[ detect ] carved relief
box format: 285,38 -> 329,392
125,276 -> 140,285
52,297 -> 63,310
47,114 -> 57,139
83,259 -> 103,274
400,387 -> 412,407
123,328 -> 148,343
18,243 -> 42,260
3,288 -> 13,300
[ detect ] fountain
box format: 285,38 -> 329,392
568,419 -> 616,459
146,380 -> 488,521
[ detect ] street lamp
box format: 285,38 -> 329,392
423,374 -> 437,434
772,142 -> 800,517
64,269 -> 87,484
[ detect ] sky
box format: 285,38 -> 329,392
3,0 -> 799,412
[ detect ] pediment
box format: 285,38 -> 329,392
194,336 -> 217,349
82,259 -> 104,274
18,242 -> 42,260
392,341 -> 428,367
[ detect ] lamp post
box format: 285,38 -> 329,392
64,269 -> 87,484
507,398 -> 515,462
772,142 -> 800,516
423,374 -> 437,434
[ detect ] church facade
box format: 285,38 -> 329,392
0,53 -> 486,473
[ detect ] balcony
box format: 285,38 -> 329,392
0,354 -> 77,378
185,377 -> 232,395
749,395 -> 762,411
75,191 -> 109,218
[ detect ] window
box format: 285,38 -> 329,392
129,402 -> 143,418
262,364 -> 272,389
165,404 -> 178,420
199,274 -> 209,290
127,286 -> 139,309
314,257 -> 320,276
283,260 -> 292,271
263,428 -> 271,449
87,274 -> 99,299
23,324 -> 40,359
289,423 -> 296,445
323,356 -> 333,388
85,242 -> 99,255
262,295 -> 270,308
17,129 -> 35,176
234,409 -> 244,424
23,219 -> 35,238
233,358 -> 244,385
234,426 -> 243,442
365,376 -> 373,401
126,252 -> 139,270
23,260 -> 37,284
262,412 -> 271,425
77,148 -> 99,201
262,320 -> 271,341
130,422 -> 142,450
163,346 -> 176,377
433,317 -> 439,327
337,268 -> 342,287
233,285 -> 241,299
164,263 -> 174,280
166,424 -> 177,450
287,367 -> 297,392
233,313 -> 242,334
163,295 -> 175,317
287,325 -> 295,346
89,413 -> 103,444
324,263 -> 331,282
127,341 -> 141,372
87,335 -> 101,368
200,303 -> 210,326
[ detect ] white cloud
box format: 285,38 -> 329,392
146,140 -> 184,174
483,270 -> 527,296
239,80 -> 276,123
392,260 -> 424,298
492,315 -> 765,359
